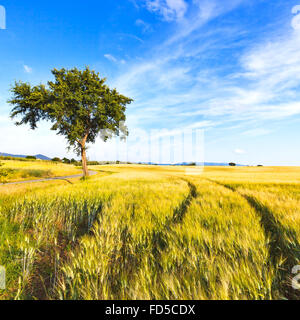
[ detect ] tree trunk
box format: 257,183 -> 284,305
81,146 -> 89,177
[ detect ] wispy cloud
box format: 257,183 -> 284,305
0,5 -> 6,30
104,54 -> 126,64
114,1 -> 248,129
164,0 -> 244,45
234,148 -> 246,154
128,0 -> 139,9
24,65 -> 32,73
104,54 -> 117,63
118,33 -> 144,43
145,0 -> 188,21
136,19 -> 152,32
242,128 -> 271,137
47,1 -> 300,161
200,7 -> 300,122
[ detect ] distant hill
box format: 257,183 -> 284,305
0,154 -> 244,165
176,162 -> 245,166
34,154 -> 51,160
203,162 -> 245,167
138,162 -> 245,166
0,152 -> 51,160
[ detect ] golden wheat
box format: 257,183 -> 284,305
0,164 -> 299,300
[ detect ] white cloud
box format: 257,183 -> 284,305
104,54 -> 118,63
112,1 -> 248,131
242,128 -> 271,137
145,0 -> 188,21
136,19 -> 152,32
118,33 -> 144,43
0,118 -> 74,158
291,4 -> 300,31
186,120 -> 216,130
234,148 -> 246,154
164,0 -> 244,45
104,54 -> 126,65
5,1 -> 300,163
0,5 -> 6,30
214,12 -> 300,121
292,5 -> 300,14
24,65 -> 32,73
129,0 -> 139,9
170,6 -> 300,124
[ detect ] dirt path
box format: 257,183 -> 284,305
0,170 -> 98,186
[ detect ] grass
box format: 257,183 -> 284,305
0,160 -> 82,183
0,164 -> 299,300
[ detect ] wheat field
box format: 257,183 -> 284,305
0,160 -> 82,183
0,163 -> 299,300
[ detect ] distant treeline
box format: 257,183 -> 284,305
69,160 -> 131,166
1,156 -> 207,167
0,155 -> 36,161
0,155 -> 131,166
51,158 -> 131,166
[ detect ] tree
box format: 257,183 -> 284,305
62,157 -> 71,164
229,162 -> 236,167
8,67 -> 133,176
26,156 -> 37,160
52,157 -> 61,162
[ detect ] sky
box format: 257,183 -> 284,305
0,0 -> 300,165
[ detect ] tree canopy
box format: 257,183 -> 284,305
8,67 -> 133,176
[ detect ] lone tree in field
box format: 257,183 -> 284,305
8,67 -> 133,176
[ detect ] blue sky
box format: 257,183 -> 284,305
0,0 -> 300,165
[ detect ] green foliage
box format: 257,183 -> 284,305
26,156 -> 37,160
62,157 -> 71,164
229,162 -> 236,167
8,67 -> 133,156
0,156 -> 32,162
0,218 -> 27,298
80,176 -> 91,181
51,157 -> 61,162
20,169 -> 52,178
0,162 -> 12,183
87,161 -> 100,165
0,168 -> 13,183
0,168 -> 53,183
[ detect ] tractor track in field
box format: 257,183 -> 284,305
29,173 -> 196,299
108,178 -> 198,299
14,170 -> 113,300
162,179 -> 198,232
151,179 -> 198,276
172,180 -> 197,224
27,198 -> 107,300
207,178 -> 300,300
